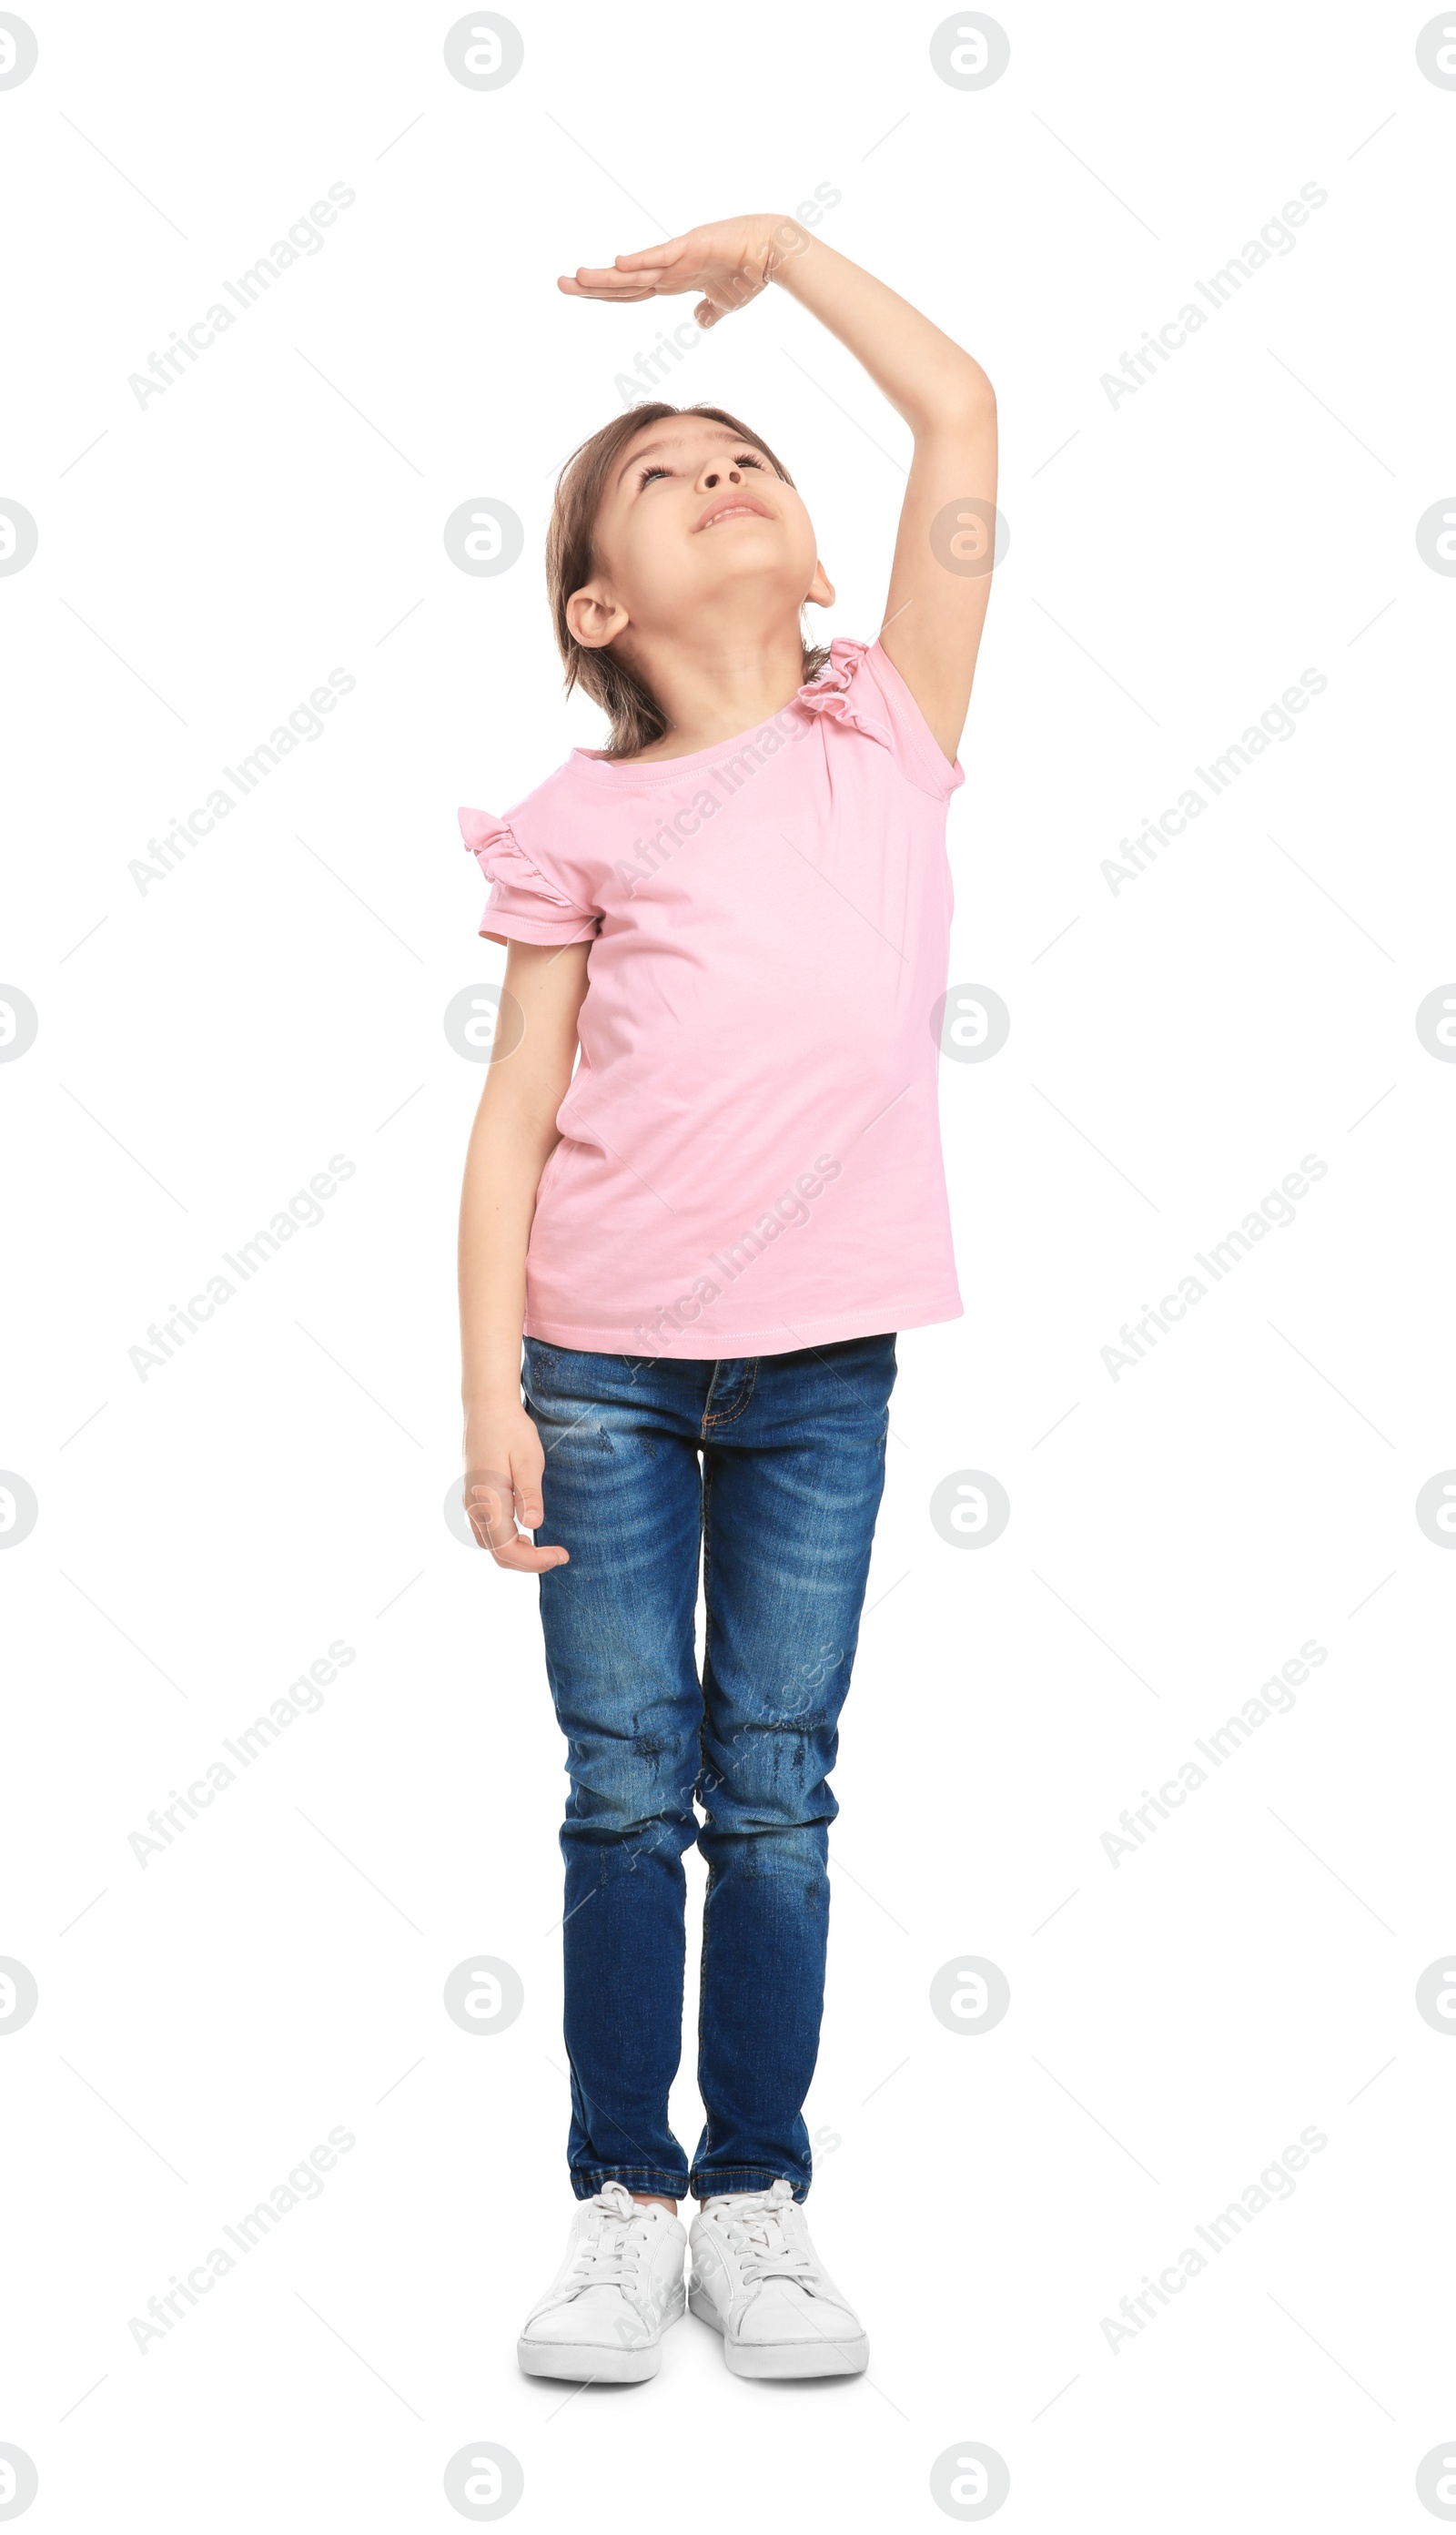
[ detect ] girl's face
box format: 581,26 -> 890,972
567,415 -> 833,655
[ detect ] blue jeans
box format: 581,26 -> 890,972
522,1333 -> 897,2204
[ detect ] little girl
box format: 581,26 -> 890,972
457,212 -> 996,2383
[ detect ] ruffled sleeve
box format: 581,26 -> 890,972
459,808 -> 598,948
794,638 -> 895,747
794,636 -> 964,801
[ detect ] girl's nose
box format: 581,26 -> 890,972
700,465 -> 743,490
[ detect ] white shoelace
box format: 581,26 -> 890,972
560,2185 -> 650,2305
721,2197 -> 820,2293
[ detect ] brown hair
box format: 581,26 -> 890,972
545,401 -> 830,760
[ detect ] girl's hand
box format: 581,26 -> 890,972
558,213 -> 805,330
461,1401 -> 568,1573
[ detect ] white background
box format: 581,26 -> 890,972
4,1 -> 1456,2526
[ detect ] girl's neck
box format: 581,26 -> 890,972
621,624 -> 813,764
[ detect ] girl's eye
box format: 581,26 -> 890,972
637,452 -> 765,489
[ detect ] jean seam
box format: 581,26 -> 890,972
571,2165 -> 691,2200
697,1859 -> 715,2165
698,1445 -> 715,2165
699,1447 -> 713,1794
701,1354 -> 759,1431
688,2165 -> 809,2202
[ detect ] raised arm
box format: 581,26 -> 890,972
770,230 -> 996,762
459,938 -> 590,1570
560,214 -> 997,761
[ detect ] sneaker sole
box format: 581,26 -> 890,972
517,2298 -> 684,2384
689,2286 -> 869,2378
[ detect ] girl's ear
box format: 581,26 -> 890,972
566,583 -> 631,650
805,559 -> 835,609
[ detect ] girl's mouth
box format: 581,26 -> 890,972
694,495 -> 772,532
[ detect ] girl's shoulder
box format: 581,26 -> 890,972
802,637 -> 966,801
459,754 -> 584,868
457,760 -> 598,933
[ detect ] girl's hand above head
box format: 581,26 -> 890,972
461,1402 -> 569,1573
558,213 -> 806,330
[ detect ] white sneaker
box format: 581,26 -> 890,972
518,2182 -> 687,2382
689,2178 -> 869,2378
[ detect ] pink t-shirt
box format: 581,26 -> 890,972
460,635 -> 965,1359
